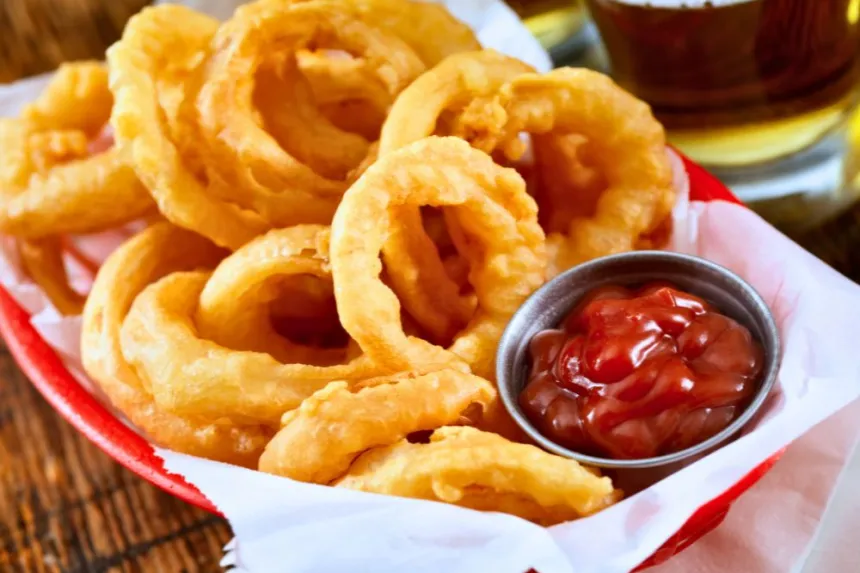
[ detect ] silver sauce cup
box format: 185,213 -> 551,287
496,251 -> 781,469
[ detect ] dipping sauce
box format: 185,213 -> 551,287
518,282 -> 763,460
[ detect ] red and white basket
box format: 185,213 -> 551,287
0,154 -> 784,571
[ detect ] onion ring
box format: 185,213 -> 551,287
0,62 -> 154,239
336,426 -> 619,525
195,0 -> 425,223
450,68 -> 676,276
119,225 -> 389,426
375,51 -> 535,342
258,369 -> 495,484
81,222 -> 273,467
107,5 -> 270,249
330,136 -> 546,379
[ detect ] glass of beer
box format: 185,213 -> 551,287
584,0 -> 860,233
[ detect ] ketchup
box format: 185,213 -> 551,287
519,282 -> 763,460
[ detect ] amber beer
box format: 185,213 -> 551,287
585,0 -> 860,169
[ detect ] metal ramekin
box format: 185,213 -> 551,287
496,251 -> 781,469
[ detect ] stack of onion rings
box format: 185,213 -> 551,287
107,0 -> 481,249
0,0 -> 694,524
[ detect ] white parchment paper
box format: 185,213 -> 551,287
2,2 -> 860,572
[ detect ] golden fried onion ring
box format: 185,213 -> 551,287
0,62 -> 153,238
81,222 -> 273,467
451,68 -> 675,275
331,137 -> 546,379
259,366 -> 615,524
375,51 -> 535,342
108,6 -> 270,249
194,224 -> 347,366
259,370 -> 495,484
378,50 -> 534,153
119,226 -> 388,426
195,0 -> 426,220
336,426 -> 619,525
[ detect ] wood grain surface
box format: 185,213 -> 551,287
0,0 -> 150,83
0,353 -> 230,572
2,1 -> 860,573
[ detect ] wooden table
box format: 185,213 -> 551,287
0,351 -> 230,572
2,1 -> 860,572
